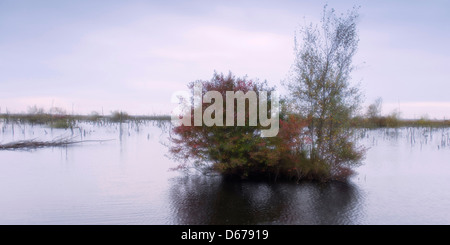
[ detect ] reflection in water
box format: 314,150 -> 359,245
169,175 -> 363,225
2,121 -> 450,225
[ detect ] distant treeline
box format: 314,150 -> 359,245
0,107 -> 171,129
351,116 -> 450,128
1,109 -> 449,129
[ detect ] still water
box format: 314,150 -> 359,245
1,121 -> 450,224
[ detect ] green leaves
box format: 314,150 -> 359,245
285,5 -> 364,179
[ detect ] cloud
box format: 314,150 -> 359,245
1,1 -> 450,118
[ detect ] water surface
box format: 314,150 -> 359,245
1,121 -> 449,224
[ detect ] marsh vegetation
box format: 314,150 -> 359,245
1,120 -> 450,224
2,6 -> 447,184
0,108 -> 171,151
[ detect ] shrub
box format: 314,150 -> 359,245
169,72 -> 355,181
50,118 -> 73,129
110,111 -> 130,122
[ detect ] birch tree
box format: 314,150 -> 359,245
286,5 -> 364,176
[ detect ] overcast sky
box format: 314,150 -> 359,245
1,0 -> 449,119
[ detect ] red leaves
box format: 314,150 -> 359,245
169,72 -> 321,180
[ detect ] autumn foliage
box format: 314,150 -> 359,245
169,72 -> 359,181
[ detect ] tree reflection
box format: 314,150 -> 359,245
168,175 -> 363,225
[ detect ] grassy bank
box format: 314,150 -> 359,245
2,112 -> 450,129
351,116 -> 450,128
0,112 -> 171,129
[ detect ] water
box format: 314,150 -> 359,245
1,121 -> 450,224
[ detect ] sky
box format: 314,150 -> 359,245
0,0 -> 449,119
